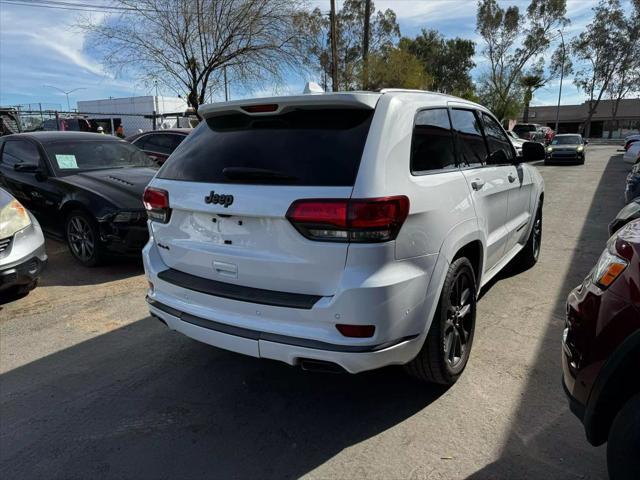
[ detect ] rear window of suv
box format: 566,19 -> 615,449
158,108 -> 374,186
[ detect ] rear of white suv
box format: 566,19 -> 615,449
143,90 -> 544,384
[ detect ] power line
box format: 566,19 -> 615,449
0,0 -> 152,13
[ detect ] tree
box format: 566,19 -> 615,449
571,0 -> 628,137
400,29 -> 476,98
296,0 -> 400,91
604,0 -> 640,138
520,73 -> 546,122
476,0 -> 569,122
367,47 -> 431,90
81,0 -> 305,111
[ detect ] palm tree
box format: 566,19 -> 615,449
521,74 -> 546,122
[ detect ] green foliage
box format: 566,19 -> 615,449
475,0 -> 569,121
399,29 -> 476,97
367,47 -> 432,90
295,0 -> 401,91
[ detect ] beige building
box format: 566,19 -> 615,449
518,98 -> 640,138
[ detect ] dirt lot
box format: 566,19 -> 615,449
0,145 -> 630,479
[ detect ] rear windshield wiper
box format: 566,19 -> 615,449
222,167 -> 297,181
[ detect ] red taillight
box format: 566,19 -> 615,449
286,196 -> 409,243
143,187 -> 171,223
242,104 -> 278,113
336,324 -> 376,338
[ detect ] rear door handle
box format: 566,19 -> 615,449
471,178 -> 485,191
508,173 -> 517,183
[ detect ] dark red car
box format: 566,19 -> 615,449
562,219 -> 640,479
126,128 -> 191,165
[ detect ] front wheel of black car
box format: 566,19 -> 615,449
406,257 -> 477,385
607,393 -> 640,480
65,210 -> 103,267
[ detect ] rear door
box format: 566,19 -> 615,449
479,112 -> 532,254
149,106 -> 375,296
450,108 -> 510,271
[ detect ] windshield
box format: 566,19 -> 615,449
45,140 -> 156,172
552,135 -> 582,145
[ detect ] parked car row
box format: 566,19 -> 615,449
561,135 -> 640,479
512,123 -> 555,144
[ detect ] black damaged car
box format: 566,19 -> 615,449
0,132 -> 157,266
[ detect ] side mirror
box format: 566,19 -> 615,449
14,163 -> 40,173
522,141 -> 546,162
584,139 -> 589,145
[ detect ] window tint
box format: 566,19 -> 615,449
44,140 -> 155,173
450,109 -> 487,167
158,109 -> 374,186
143,134 -> 177,155
411,108 -> 456,173
132,135 -> 149,149
1,140 -> 41,166
481,113 -> 515,165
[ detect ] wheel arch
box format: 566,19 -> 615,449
584,330 -> 640,446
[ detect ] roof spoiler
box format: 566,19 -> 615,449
198,92 -> 380,118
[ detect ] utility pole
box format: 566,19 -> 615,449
330,0 -> 339,92
362,0 -> 371,90
44,85 -> 86,112
554,29 -> 565,134
224,66 -> 229,101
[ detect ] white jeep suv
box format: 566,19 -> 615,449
142,90 -> 545,384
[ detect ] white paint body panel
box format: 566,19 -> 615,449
143,90 -> 544,373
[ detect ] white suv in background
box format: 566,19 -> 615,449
142,90 -> 545,385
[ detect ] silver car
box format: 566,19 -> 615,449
0,188 -> 47,297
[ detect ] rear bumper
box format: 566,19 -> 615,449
143,240 -> 431,373
148,297 -> 421,373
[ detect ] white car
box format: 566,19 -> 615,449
0,188 -> 47,297
142,90 -> 545,384
623,141 -> 640,165
506,130 -> 525,157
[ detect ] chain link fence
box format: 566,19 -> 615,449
1,106 -> 198,138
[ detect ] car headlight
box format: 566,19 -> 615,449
546,146 -> 553,153
0,199 -> 32,239
591,248 -> 628,289
576,145 -> 584,152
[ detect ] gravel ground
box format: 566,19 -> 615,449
0,145 -> 629,479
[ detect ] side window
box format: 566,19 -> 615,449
411,108 -> 457,174
450,109 -> 488,167
1,140 -> 41,167
481,113 -> 515,165
132,135 -> 149,149
168,134 -> 186,152
144,134 -> 173,155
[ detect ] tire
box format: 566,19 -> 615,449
16,279 -> 38,295
517,203 -> 542,270
406,257 -> 477,385
65,210 -> 104,267
607,393 -> 640,480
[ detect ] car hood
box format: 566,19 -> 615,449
549,144 -> 581,149
56,167 -> 157,209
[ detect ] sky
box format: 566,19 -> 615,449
0,0 -> 628,111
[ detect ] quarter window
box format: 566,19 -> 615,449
411,108 -> 456,174
450,109 -> 488,167
1,140 -> 41,167
481,113 -> 515,165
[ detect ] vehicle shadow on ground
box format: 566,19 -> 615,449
0,317 -> 446,479
38,238 -> 144,288
467,152 -> 628,478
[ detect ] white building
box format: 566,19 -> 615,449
77,96 -> 190,134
